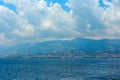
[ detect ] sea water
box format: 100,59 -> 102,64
0,58 -> 120,80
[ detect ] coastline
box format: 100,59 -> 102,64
0,56 -> 120,59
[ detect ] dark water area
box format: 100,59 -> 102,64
0,58 -> 120,80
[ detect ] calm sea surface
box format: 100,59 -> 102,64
0,58 -> 120,80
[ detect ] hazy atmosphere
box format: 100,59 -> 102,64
0,0 -> 120,80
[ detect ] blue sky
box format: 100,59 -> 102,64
0,0 -> 110,13
0,0 -> 120,45
0,0 -> 70,12
0,0 -> 17,12
46,0 -> 70,12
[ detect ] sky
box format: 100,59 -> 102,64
0,0 -> 120,45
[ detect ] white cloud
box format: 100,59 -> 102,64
0,0 -> 120,45
0,33 -> 12,44
0,0 -> 77,45
66,0 -> 107,38
0,33 -> 6,44
99,0 -> 120,39
66,0 -> 120,39
13,24 -> 35,37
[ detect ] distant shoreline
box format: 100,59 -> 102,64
0,56 -> 120,59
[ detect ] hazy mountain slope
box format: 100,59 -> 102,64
0,38 -> 120,57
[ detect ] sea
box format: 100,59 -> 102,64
0,58 -> 120,80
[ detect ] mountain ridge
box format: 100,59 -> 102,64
0,38 -> 120,57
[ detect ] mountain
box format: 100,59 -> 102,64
0,38 -> 120,57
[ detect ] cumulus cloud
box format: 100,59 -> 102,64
100,0 -> 120,39
66,0 -> 120,39
0,0 -> 120,45
66,0 -> 106,38
0,33 -> 12,44
0,0 -> 77,44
